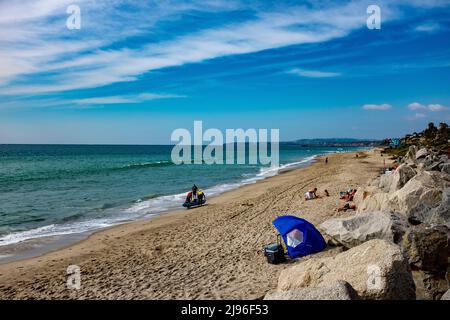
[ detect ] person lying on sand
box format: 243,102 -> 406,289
337,202 -> 356,212
305,188 -> 318,200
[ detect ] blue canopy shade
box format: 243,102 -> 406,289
272,215 -> 326,259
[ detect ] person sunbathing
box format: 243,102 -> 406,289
337,202 -> 356,212
305,188 -> 318,200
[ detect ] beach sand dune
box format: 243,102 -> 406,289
0,151 -> 385,299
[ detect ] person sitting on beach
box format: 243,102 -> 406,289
340,189 -> 357,201
305,188 -> 318,200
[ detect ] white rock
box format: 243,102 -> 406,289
357,192 -> 390,213
389,164 -> 416,193
389,171 -> 450,226
404,145 -> 418,166
276,239 -> 415,300
264,280 -> 358,300
379,172 -> 394,192
415,148 -> 429,160
441,289 -> 450,300
320,211 -> 408,248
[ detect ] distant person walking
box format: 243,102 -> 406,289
325,157 -> 328,164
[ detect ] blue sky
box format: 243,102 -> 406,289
0,0 -> 449,144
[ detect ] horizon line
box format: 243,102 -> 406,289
0,139 -> 383,146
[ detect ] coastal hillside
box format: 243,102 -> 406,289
283,138 -> 381,147
383,122 -> 450,157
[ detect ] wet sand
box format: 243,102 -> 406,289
0,150 -> 387,299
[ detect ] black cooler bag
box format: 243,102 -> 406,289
264,242 -> 286,264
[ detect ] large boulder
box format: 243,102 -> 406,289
413,270 -> 450,300
276,239 -> 415,300
354,186 -> 381,207
424,190 -> 450,227
264,280 -> 358,300
440,163 -> 450,175
420,155 -> 444,172
368,176 -> 381,187
415,148 -> 429,160
357,192 -> 390,213
379,172 -> 394,192
389,164 -> 416,193
320,211 -> 408,248
404,145 -> 418,166
402,224 -> 449,272
442,289 -> 450,300
388,171 -> 450,226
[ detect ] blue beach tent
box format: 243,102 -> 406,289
272,215 -> 326,259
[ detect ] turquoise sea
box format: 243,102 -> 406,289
0,144 -> 365,246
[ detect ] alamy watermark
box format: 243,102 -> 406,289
171,121 -> 279,167
367,5 -> 381,30
66,4 -> 81,30
367,264 -> 384,290
67,265 -> 81,290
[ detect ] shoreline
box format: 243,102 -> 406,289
0,153 -> 324,264
0,149 -> 385,299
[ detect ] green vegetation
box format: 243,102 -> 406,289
383,122 -> 450,157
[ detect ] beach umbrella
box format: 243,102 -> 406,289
272,215 -> 326,259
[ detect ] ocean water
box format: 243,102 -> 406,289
0,144 -> 364,246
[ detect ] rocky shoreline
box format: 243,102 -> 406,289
266,146 -> 449,300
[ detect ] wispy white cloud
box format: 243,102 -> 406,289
0,0 -> 242,91
408,102 -> 449,111
407,112 -> 427,120
287,68 -> 341,78
71,93 -> 185,106
414,112 -> 426,118
362,103 -> 392,110
408,102 -> 427,110
428,103 -> 448,111
406,102 -> 449,120
0,0 -> 448,100
0,0 -> 382,97
414,22 -> 440,32
0,92 -> 184,110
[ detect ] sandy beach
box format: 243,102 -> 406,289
0,150 -> 387,299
